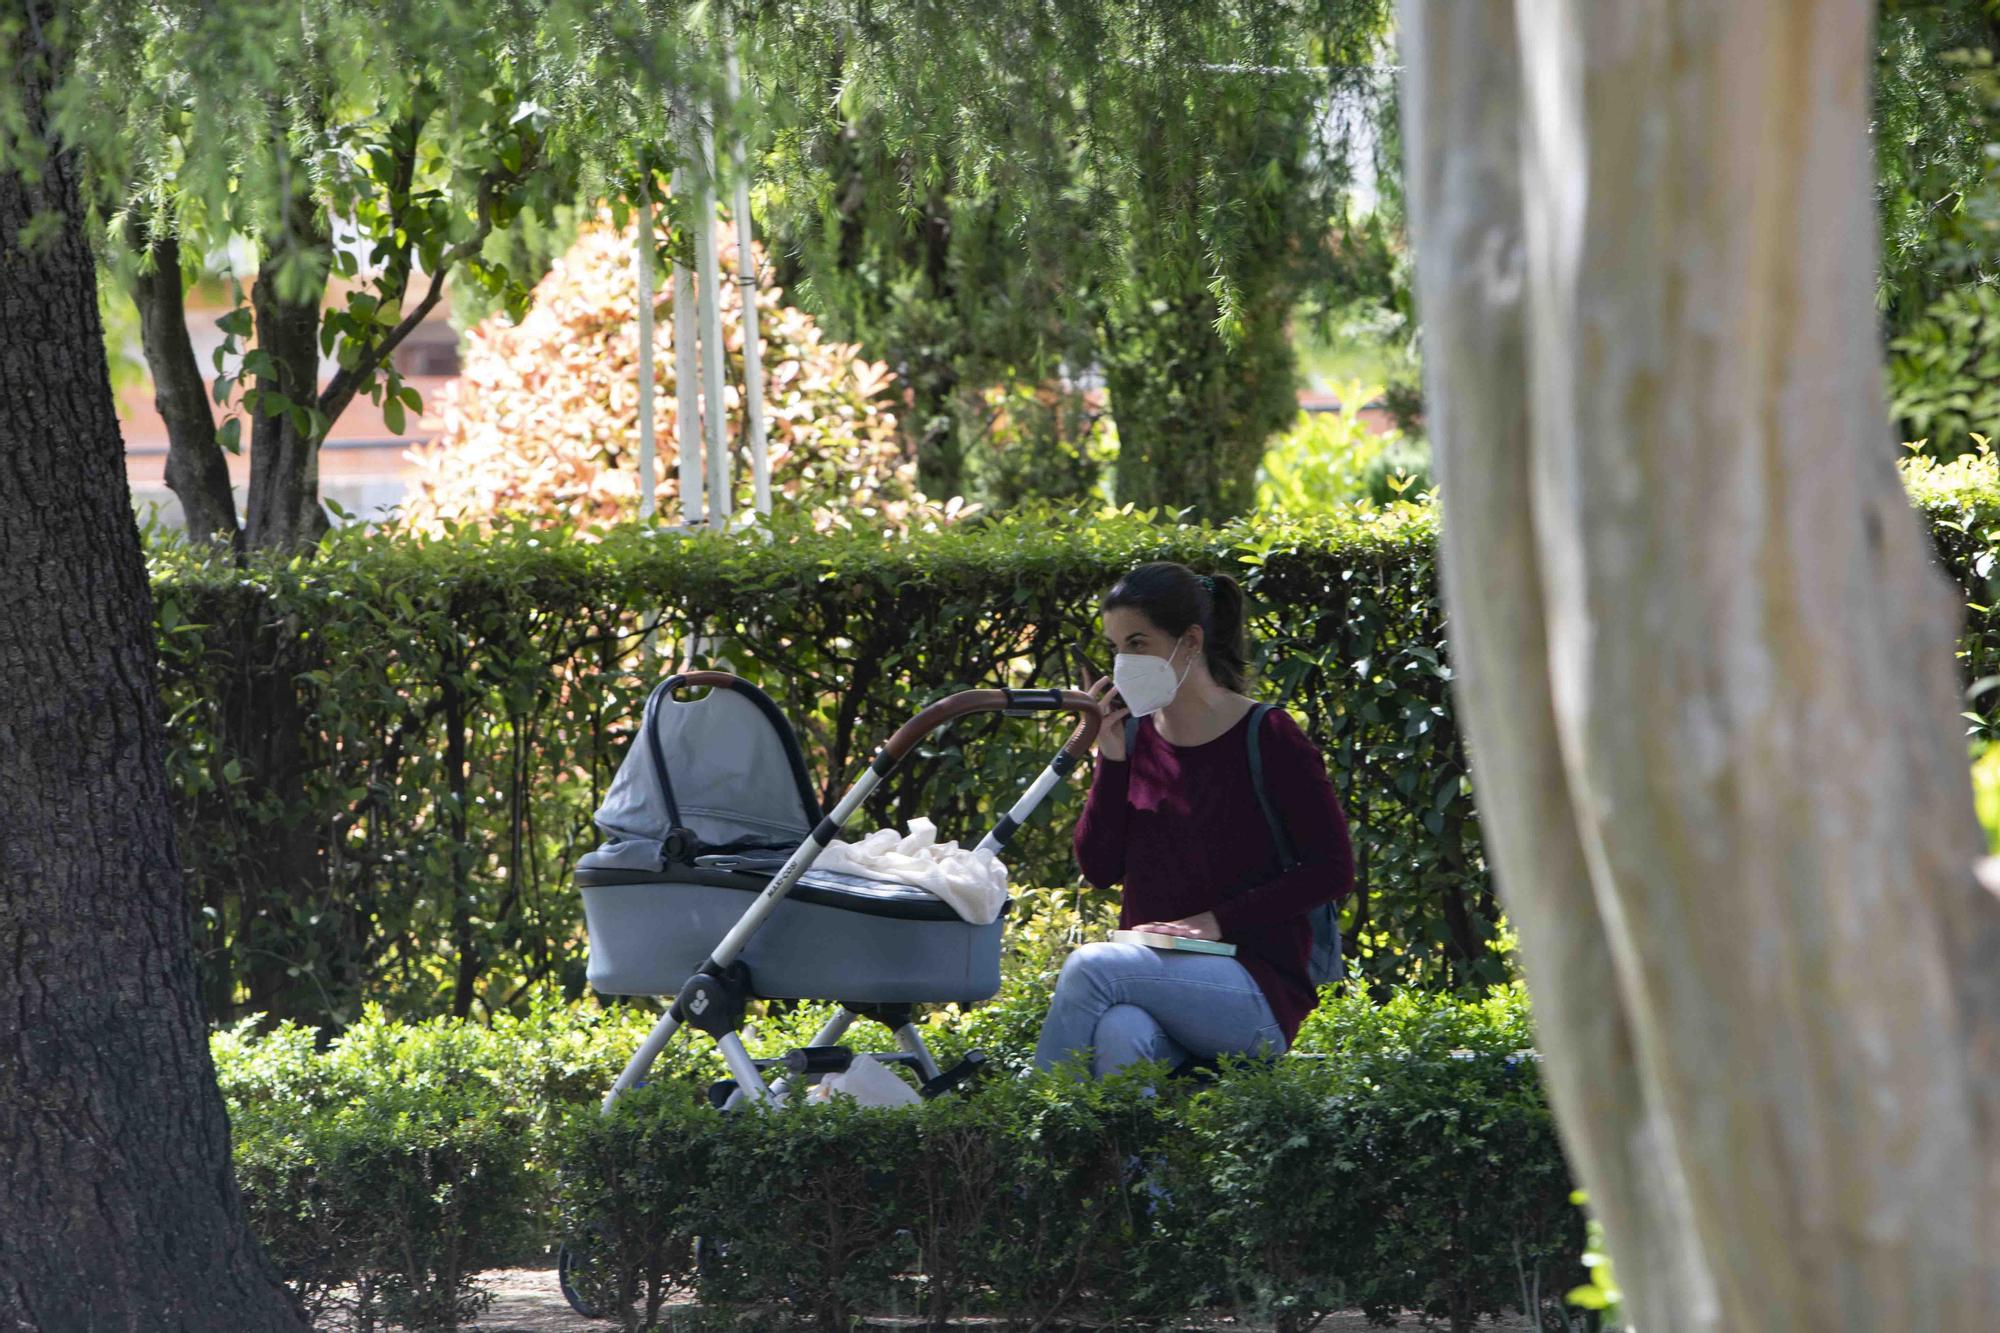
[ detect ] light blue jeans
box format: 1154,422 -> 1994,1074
1032,941 -> 1286,1078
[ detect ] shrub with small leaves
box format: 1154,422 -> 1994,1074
1257,397 -> 1433,514
1890,284 -> 2000,455
402,217 -> 964,535
551,1079 -> 712,1333
155,501 -> 1485,1028
1298,987 -> 1577,1333
228,987 -> 1581,1331
221,1011 -> 548,1330
695,1096 -> 922,1333
1159,1058 -> 1360,1333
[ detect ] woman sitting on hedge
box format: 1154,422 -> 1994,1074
1034,561 -> 1354,1078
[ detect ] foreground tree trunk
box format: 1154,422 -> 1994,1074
0,12 -> 309,1330
1403,1 -> 2000,1327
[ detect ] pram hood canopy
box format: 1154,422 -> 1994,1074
581,675 -> 823,873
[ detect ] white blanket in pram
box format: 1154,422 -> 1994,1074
813,817 -> 1009,925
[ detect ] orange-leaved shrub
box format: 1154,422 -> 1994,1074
403,216 -> 972,534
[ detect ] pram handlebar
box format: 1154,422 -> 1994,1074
880,687 -> 1102,767
665,674 -> 1104,765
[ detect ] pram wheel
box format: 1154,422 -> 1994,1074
556,1237 -> 603,1319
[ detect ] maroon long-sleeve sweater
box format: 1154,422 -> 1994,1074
1073,705 -> 1354,1044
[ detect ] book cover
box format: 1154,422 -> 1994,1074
1110,929 -> 1238,957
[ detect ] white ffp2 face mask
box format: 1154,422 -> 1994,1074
1113,636 -> 1194,718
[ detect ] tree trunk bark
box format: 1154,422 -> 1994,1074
910,359 -> 963,502
0,11 -> 309,1329
128,228 -> 241,551
1403,1 -> 2000,1328
243,200 -> 331,552
911,191 -> 966,501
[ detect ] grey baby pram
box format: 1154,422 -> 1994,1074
576,670 -> 1101,1111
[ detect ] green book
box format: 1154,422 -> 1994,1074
1111,929 -> 1237,957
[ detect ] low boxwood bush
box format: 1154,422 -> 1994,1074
219,1004 -> 599,1329
544,984 -> 1581,1333
551,1078 -> 710,1333
1289,988 -> 1576,1329
1159,1060 -> 1358,1333
230,1075 -> 541,1330
701,1094 -> 924,1332
219,984 -> 1580,1332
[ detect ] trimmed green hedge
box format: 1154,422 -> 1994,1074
154,502 -> 1480,1026
220,1018 -> 550,1330
216,987 -> 1580,1333
160,460 -> 2000,1027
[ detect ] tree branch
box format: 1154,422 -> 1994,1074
317,141 -> 541,429
125,223 -> 241,550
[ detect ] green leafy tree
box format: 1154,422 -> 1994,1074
1876,2 -> 1998,325
1097,58 -> 1315,518
80,1 -> 591,550
757,0 -> 1397,521
767,115 -> 1101,502
1874,2 -> 2000,450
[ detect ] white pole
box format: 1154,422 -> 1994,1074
634,182 -> 658,521
693,110 -> 732,524
671,161 -> 704,526
724,28 -> 770,515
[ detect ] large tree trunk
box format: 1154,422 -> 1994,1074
1403,1 -> 2000,1328
0,12 -> 308,1330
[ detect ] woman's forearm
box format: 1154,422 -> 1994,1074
1210,859 -> 1346,932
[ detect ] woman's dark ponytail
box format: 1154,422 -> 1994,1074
1204,573 -> 1249,692
1101,561 -> 1251,692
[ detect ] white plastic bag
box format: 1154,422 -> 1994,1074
805,1054 -> 922,1107
814,817 -> 1009,924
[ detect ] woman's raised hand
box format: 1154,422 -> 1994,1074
1085,674 -> 1132,762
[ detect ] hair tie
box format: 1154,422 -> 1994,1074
1197,574 -> 1215,593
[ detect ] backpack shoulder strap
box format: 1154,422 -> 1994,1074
1246,704 -> 1299,871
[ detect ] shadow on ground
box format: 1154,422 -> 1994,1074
372,1267 -> 1545,1332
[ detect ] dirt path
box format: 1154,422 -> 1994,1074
440,1267 -> 1541,1332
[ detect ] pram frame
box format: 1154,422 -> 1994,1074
600,670 -> 1102,1111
